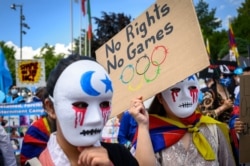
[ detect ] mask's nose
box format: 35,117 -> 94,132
84,104 -> 103,126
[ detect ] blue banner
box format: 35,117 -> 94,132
0,102 -> 45,155
0,102 -> 44,115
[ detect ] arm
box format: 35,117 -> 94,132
129,96 -> 156,166
234,118 -> 244,134
214,98 -> 233,116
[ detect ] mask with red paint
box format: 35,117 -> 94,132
161,75 -> 200,118
52,60 -> 113,146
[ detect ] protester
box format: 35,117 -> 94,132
5,85 -> 25,104
0,125 -> 17,166
20,87 -> 56,166
232,67 -> 243,100
24,54 -> 139,166
129,74 -> 236,166
0,115 -> 8,126
199,67 -> 234,123
229,66 -> 250,166
10,127 -> 20,138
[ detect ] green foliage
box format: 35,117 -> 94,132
195,0 -> 250,61
93,12 -> 131,44
33,43 -> 65,80
208,30 -> 228,60
233,0 -> 250,42
195,0 -> 222,37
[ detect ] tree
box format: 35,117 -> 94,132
194,0 -> 228,60
33,43 -> 65,80
233,0 -> 250,42
209,30 -> 228,60
74,12 -> 131,59
195,0 -> 222,38
229,0 -> 250,59
94,12 -> 131,45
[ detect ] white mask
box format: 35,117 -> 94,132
161,75 -> 200,118
53,60 -> 113,146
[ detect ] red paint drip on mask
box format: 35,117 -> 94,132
101,107 -> 110,124
73,106 -> 87,128
190,89 -> 198,103
171,91 -> 178,102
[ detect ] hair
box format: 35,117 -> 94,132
243,66 -> 250,72
46,54 -> 96,97
35,87 -> 48,105
147,95 -> 166,116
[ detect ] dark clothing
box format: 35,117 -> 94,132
0,149 -> 4,166
101,142 -> 139,166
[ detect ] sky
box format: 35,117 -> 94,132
0,0 -> 245,60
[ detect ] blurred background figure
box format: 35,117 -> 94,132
5,85 -> 25,104
0,116 -> 8,127
199,65 -> 234,124
20,87 -> 56,166
0,125 -> 17,166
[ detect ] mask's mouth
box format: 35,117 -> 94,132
178,102 -> 193,108
80,128 -> 101,136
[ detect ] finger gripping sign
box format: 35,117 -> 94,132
96,0 -> 209,117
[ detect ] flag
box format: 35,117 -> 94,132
228,21 -> 240,65
87,0 -> 92,40
81,0 -> 86,16
206,38 -> 210,58
0,47 -> 13,95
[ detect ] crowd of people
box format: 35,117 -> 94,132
0,52 -> 249,166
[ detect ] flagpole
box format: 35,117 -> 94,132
87,0 -> 92,57
70,0 -> 74,52
79,1 -> 82,55
88,34 -> 91,57
85,30 -> 87,56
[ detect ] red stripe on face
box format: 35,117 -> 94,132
101,107 -> 110,125
73,106 -> 87,128
171,91 -> 179,102
190,88 -> 198,103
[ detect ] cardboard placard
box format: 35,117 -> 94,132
96,0 -> 209,117
239,75 -> 250,163
15,59 -> 46,87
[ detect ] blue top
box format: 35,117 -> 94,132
234,93 -> 240,106
5,95 -> 25,104
118,111 -> 137,147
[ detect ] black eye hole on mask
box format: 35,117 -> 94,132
189,86 -> 197,90
100,101 -> 111,109
72,102 -> 88,109
171,88 -> 180,93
